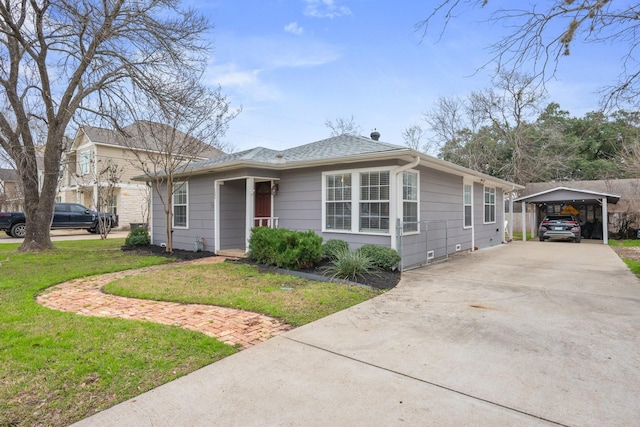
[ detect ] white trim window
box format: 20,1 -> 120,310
359,171 -> 390,233
463,182 -> 473,228
325,173 -> 352,231
79,151 -> 91,175
484,186 -> 496,223
173,181 -> 188,228
402,171 -> 419,232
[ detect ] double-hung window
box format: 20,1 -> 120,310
484,186 -> 496,223
463,183 -> 472,228
403,171 -> 418,232
325,173 -> 352,230
79,151 -> 90,175
173,182 -> 188,228
360,171 -> 390,233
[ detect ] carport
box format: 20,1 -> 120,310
514,187 -> 620,244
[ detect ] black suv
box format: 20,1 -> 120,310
539,214 -> 581,243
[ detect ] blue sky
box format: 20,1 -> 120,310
198,1 -> 625,153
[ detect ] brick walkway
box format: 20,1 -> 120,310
36,257 -> 292,350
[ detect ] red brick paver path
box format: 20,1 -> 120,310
36,257 -> 292,350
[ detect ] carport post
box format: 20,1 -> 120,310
521,201 -> 527,241
602,197 -> 609,244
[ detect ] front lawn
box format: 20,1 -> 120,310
0,239 -> 385,426
104,261 -> 385,326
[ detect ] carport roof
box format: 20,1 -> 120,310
514,186 -> 620,204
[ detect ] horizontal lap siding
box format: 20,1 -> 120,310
474,182 -> 504,248
151,177 -> 215,252
275,166 -> 392,249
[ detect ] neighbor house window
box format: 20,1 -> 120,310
403,171 -> 418,232
107,194 -> 117,216
464,183 -> 472,228
79,151 -> 90,175
484,186 -> 496,223
173,182 -> 188,228
325,173 -> 352,230
360,171 -> 390,233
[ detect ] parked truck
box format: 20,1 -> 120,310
0,203 -> 118,238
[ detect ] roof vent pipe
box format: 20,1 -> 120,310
370,129 -> 380,141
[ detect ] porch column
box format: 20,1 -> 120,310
245,177 -> 255,252
602,197 -> 609,245
508,191 -> 514,241
521,201 -> 527,241
214,180 -> 221,254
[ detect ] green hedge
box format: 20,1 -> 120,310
357,244 -> 401,271
248,227 -> 322,270
124,226 -> 150,246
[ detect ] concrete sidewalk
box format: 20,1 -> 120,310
73,241 -> 640,426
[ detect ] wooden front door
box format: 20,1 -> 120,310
254,182 -> 272,226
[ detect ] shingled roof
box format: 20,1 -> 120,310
182,134 -> 409,172
79,121 -> 224,158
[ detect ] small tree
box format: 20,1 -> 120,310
93,159 -> 123,239
121,83 -> 238,253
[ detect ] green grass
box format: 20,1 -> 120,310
608,239 -> 640,247
0,240 -> 236,427
512,232 -> 534,240
623,259 -> 640,276
1,240 -> 385,426
104,262 -> 385,326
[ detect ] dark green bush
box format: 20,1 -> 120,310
248,227 -> 322,270
323,247 -> 375,282
321,239 -> 349,260
124,226 -> 150,246
357,244 -> 401,271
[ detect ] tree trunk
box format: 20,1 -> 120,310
18,133 -> 64,251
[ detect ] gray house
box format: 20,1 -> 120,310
146,134 -> 523,270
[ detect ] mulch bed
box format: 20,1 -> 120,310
122,245 -> 401,290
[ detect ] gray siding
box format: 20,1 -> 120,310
473,182 -> 504,248
151,177 -> 216,252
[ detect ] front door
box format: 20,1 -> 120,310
254,182 -> 272,227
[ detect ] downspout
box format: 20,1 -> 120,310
391,156 -> 421,251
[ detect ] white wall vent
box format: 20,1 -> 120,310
427,250 -> 435,260
455,244 -> 462,251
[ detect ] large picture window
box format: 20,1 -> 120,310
323,168 -> 419,235
464,183 -> 472,228
484,186 -> 496,223
325,173 -> 352,230
403,171 -> 418,232
360,171 -> 390,233
173,182 -> 188,228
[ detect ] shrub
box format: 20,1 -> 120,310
357,244 -> 401,271
323,247 -> 375,282
321,239 -> 349,260
248,227 -> 323,270
124,227 -> 150,247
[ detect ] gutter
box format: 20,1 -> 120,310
391,156 -> 421,253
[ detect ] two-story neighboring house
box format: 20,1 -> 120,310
58,121 -> 224,228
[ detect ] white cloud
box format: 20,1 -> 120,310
284,21 -> 304,35
304,0 -> 351,18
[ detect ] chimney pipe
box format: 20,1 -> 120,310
370,129 -> 380,141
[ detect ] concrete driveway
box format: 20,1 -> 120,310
74,241 -> 640,426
